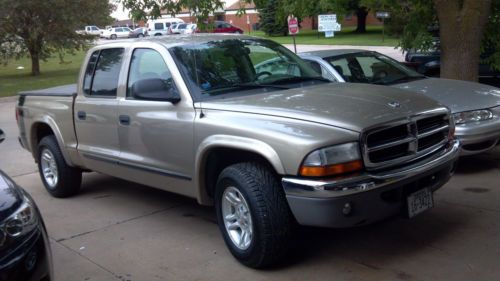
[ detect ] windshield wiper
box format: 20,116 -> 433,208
385,76 -> 426,85
270,76 -> 331,85
202,82 -> 290,96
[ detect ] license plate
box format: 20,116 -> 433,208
407,188 -> 434,218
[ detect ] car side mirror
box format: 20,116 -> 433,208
0,129 -> 5,144
132,78 -> 181,103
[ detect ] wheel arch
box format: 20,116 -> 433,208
29,118 -> 73,166
195,135 -> 286,206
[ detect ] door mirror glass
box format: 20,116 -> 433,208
132,78 -> 181,103
0,129 -> 5,144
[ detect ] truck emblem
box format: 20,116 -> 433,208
388,101 -> 401,108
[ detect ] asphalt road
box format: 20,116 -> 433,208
1,99 -> 500,281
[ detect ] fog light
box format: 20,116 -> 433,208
342,203 -> 352,215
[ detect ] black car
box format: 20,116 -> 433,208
128,27 -> 148,38
405,39 -> 500,87
0,129 -> 52,281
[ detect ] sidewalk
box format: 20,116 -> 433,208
284,44 -> 405,61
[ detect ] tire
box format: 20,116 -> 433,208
110,34 -> 117,40
215,162 -> 293,268
138,33 -> 144,38
37,135 -> 82,198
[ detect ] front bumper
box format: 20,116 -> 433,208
282,140 -> 460,228
455,118 -> 500,155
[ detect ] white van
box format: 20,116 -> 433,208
147,18 -> 184,36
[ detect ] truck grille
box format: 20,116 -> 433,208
362,110 -> 451,170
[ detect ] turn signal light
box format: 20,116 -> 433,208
299,160 -> 363,177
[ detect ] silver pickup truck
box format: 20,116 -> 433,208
16,35 -> 460,268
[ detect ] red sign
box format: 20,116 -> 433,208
288,17 -> 299,35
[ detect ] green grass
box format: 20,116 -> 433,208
248,25 -> 399,47
0,51 -> 86,98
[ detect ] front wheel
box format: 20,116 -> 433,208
37,136 -> 82,198
110,34 -> 117,40
215,162 -> 293,268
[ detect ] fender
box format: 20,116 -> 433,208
195,135 -> 286,205
29,116 -> 74,167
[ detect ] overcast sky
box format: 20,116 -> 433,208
111,1 -> 130,20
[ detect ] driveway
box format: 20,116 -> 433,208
1,98 -> 500,281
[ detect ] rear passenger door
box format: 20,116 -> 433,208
74,48 -> 124,171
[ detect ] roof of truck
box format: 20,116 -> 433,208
98,34 -> 261,48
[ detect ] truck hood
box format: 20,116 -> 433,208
198,83 -> 445,132
394,78 -> 500,113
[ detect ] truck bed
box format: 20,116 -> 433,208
18,84 -> 77,97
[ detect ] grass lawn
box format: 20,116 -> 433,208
249,25 -> 399,47
0,51 -> 87,98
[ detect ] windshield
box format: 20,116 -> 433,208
326,52 -> 425,85
170,38 -> 326,100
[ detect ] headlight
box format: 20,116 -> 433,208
0,198 -> 38,246
453,109 -> 494,124
300,142 -> 363,177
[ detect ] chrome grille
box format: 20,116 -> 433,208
362,110 -> 451,170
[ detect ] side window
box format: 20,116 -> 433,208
166,22 -> 171,28
127,48 -> 175,99
90,48 -> 124,97
154,23 -> 163,30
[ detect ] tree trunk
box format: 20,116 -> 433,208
355,7 -> 368,33
30,52 -> 40,76
434,0 -> 492,81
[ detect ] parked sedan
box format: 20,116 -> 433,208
169,23 -> 188,34
129,27 -> 148,38
101,27 -> 132,39
0,129 -> 52,280
213,21 -> 243,34
300,50 -> 500,155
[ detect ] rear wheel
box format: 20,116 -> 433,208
215,162 -> 293,268
37,136 -> 82,198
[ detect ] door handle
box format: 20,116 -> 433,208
77,111 -> 86,120
119,115 -> 130,125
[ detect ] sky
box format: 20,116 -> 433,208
111,1 -> 131,20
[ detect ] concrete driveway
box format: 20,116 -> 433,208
1,99 -> 500,281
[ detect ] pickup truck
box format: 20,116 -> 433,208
76,25 -> 101,36
16,35 -> 460,268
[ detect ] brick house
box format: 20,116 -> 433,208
161,0 -> 381,31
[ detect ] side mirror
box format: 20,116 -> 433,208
0,129 -> 5,144
131,78 -> 181,103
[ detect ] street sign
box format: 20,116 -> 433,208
376,11 -> 390,18
288,17 -> 299,35
318,14 -> 337,32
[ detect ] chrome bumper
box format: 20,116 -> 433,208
282,140 -> 460,228
455,117 -> 500,155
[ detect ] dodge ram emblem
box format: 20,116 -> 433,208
388,101 -> 401,108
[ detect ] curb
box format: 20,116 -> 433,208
0,96 -> 18,103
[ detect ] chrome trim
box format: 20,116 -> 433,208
282,139 -> 459,199
361,108 -> 451,170
418,124 -> 449,138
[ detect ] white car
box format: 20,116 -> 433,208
170,23 -> 188,34
183,24 -> 198,34
101,27 -> 132,39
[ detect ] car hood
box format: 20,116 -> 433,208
394,78 -> 500,113
0,171 -> 23,222
198,83 -> 445,132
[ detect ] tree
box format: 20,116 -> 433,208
0,0 -> 113,76
393,0 -> 497,82
121,0 -> 224,30
258,0 -> 288,36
